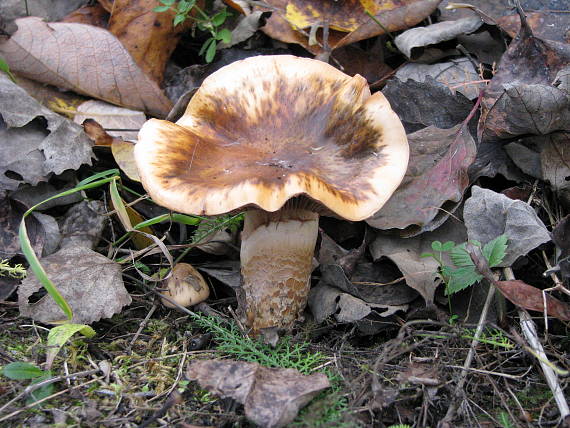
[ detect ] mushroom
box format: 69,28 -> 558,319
161,263 -> 210,308
135,55 -> 408,337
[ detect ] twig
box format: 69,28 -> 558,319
128,301 -> 158,348
503,267 -> 570,423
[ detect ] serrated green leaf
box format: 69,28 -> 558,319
46,324 -> 96,368
441,241 -> 455,252
483,234 -> 508,267
431,241 -> 443,251
1,362 -> 44,380
216,28 -> 232,43
205,39 -> 217,62
450,244 -> 474,268
445,266 -> 482,295
153,5 -> 171,12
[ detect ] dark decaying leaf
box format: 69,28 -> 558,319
463,186 -> 551,266
0,73 -> 93,192
479,10 -> 570,141
61,3 -> 110,27
197,260 -> 241,289
59,201 -> 108,250
0,17 -> 172,117
187,359 -> 330,428
370,215 -> 467,303
18,246 -> 131,324
253,0 -> 440,53
395,58 -> 481,100
395,16 -> 483,59
383,77 -> 474,132
367,124 -> 476,233
0,197 -> 44,258
494,280 -> 570,321
0,276 -> 19,301
497,11 -> 570,43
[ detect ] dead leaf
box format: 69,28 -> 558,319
395,16 -> 483,59
108,0 -> 198,83
494,279 -> 570,321
18,246 -> 131,324
463,186 -> 551,266
367,124 -> 476,233
0,197 -> 44,258
479,10 -> 570,141
187,359 -> 330,428
308,284 -> 408,323
82,119 -> 114,147
218,11 -> 266,49
552,215 -> 570,279
112,140 -> 141,182
398,362 -> 441,386
395,58 -> 482,100
333,45 -> 393,84
382,77 -> 474,132
74,100 -> 146,141
497,11 -> 570,43
59,200 -> 108,250
61,3 -> 110,27
254,0 -> 440,53
197,260 -> 241,289
0,0 -> 87,22
0,17 -> 172,117
0,73 -> 93,192
370,215 -> 467,303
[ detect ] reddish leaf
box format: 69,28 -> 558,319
494,279 -> 570,321
367,124 -> 476,233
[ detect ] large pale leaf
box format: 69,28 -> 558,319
74,100 -> 146,141
0,17 -> 172,117
367,124 -> 476,233
463,186 -> 551,266
0,73 -> 93,192
187,359 -> 330,428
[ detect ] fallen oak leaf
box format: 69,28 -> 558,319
0,17 -> 172,117
494,279 -> 570,321
187,359 -> 330,428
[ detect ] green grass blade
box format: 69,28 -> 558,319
76,169 -> 120,187
19,219 -> 73,321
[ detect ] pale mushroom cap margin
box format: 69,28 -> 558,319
135,55 -> 409,221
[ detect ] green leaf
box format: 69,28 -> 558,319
483,234 -> 508,267
445,267 -> 483,295
173,14 -> 187,26
161,0 -> 176,5
1,362 -> 44,380
205,39 -> 217,62
211,10 -> 229,26
441,241 -> 455,252
431,241 -> 443,252
449,244 -> 475,268
27,372 -> 54,406
153,5 -> 171,12
216,28 -> 232,43
420,252 -> 434,259
46,324 -> 96,368
0,56 -> 16,82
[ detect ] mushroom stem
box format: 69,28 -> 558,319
239,208 -> 319,335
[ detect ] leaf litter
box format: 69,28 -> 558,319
1,0 -> 570,427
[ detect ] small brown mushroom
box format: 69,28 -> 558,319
161,263 -> 210,308
135,55 -> 408,337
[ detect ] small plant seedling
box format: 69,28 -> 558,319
421,234 -> 508,295
154,0 -> 232,63
0,56 -> 16,82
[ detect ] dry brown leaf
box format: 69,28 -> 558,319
61,3 -> 110,27
109,0 -> 200,83
187,359 -> 330,428
18,246 -> 131,324
252,0 -> 440,53
0,17 -> 172,117
494,280 -> 570,321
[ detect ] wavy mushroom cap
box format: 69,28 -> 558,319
135,55 -> 408,221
